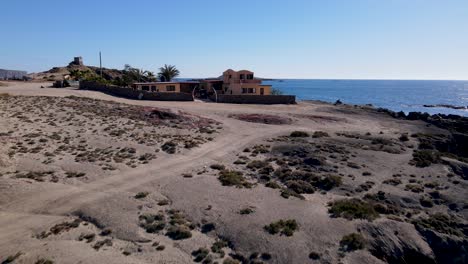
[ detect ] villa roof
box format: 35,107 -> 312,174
223,69 -> 254,74
202,79 -> 223,82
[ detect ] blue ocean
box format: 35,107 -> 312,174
263,79 -> 468,117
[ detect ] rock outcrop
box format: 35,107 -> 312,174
359,220 -> 436,264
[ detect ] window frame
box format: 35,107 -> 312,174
166,85 -> 176,92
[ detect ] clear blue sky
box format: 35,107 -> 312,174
1,0 -> 467,79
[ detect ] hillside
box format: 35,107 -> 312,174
28,63 -> 125,82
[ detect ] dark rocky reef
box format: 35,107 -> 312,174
423,104 -> 467,110
376,108 -> 468,161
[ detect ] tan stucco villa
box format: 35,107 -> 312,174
220,69 -> 271,95
133,69 -> 272,96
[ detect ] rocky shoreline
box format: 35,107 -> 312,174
423,104 -> 467,110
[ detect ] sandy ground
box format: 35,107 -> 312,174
0,82 -> 466,264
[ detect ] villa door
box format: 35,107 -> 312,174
260,88 -> 264,95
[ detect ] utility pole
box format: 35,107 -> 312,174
99,51 -> 102,79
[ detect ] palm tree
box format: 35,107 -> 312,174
158,64 -> 180,82
146,71 -> 157,82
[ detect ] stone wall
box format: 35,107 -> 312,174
212,94 -> 296,104
80,81 -> 194,101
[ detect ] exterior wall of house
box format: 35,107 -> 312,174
135,83 -> 181,93
224,83 -> 271,95
222,69 -> 258,84
80,81 -> 194,101
258,85 -> 271,95
221,69 -> 271,95
180,83 -> 198,93
200,80 -> 223,93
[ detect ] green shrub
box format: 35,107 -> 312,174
328,199 -> 379,220
201,223 -> 215,233
265,181 -> 281,189
192,247 -> 210,262
35,258 -> 54,264
65,171 -> 86,178
93,239 -> 112,250
49,219 -> 81,235
246,160 -> 269,169
383,178 -> 402,186
312,131 -> 329,138
239,208 -> 255,215
210,164 -> 225,170
347,162 -> 361,169
158,199 -> 170,206
100,229 -> 112,236
290,131 -> 309,137
78,233 -> 95,243
156,245 -> 165,251
340,233 -> 365,251
223,258 -> 240,264
139,213 -> 165,233
264,219 -> 298,236
161,141 -> 177,154
166,225 -> 192,240
405,184 -> 424,193
410,150 -> 440,167
211,240 -> 228,257
419,197 -> 434,208
280,188 -> 305,200
313,175 -> 342,191
412,213 -> 465,237
142,221 -> 166,233
309,252 -> 321,260
218,170 -> 252,188
399,134 -> 409,142
286,180 -> 315,194
134,192 -> 149,199
261,253 -> 272,260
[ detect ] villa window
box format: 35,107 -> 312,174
242,88 -> 248,94
247,74 -> 254,80
151,86 -> 156,92
142,86 -> 149,91
248,88 -> 255,93
240,74 -> 245,80
228,75 -> 232,79
166,85 -> 176,92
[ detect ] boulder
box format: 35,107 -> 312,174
416,226 -> 468,264
359,220 -> 436,264
443,157 -> 468,180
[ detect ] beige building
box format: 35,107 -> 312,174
133,82 -> 198,93
133,69 -> 272,97
221,69 -> 271,95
